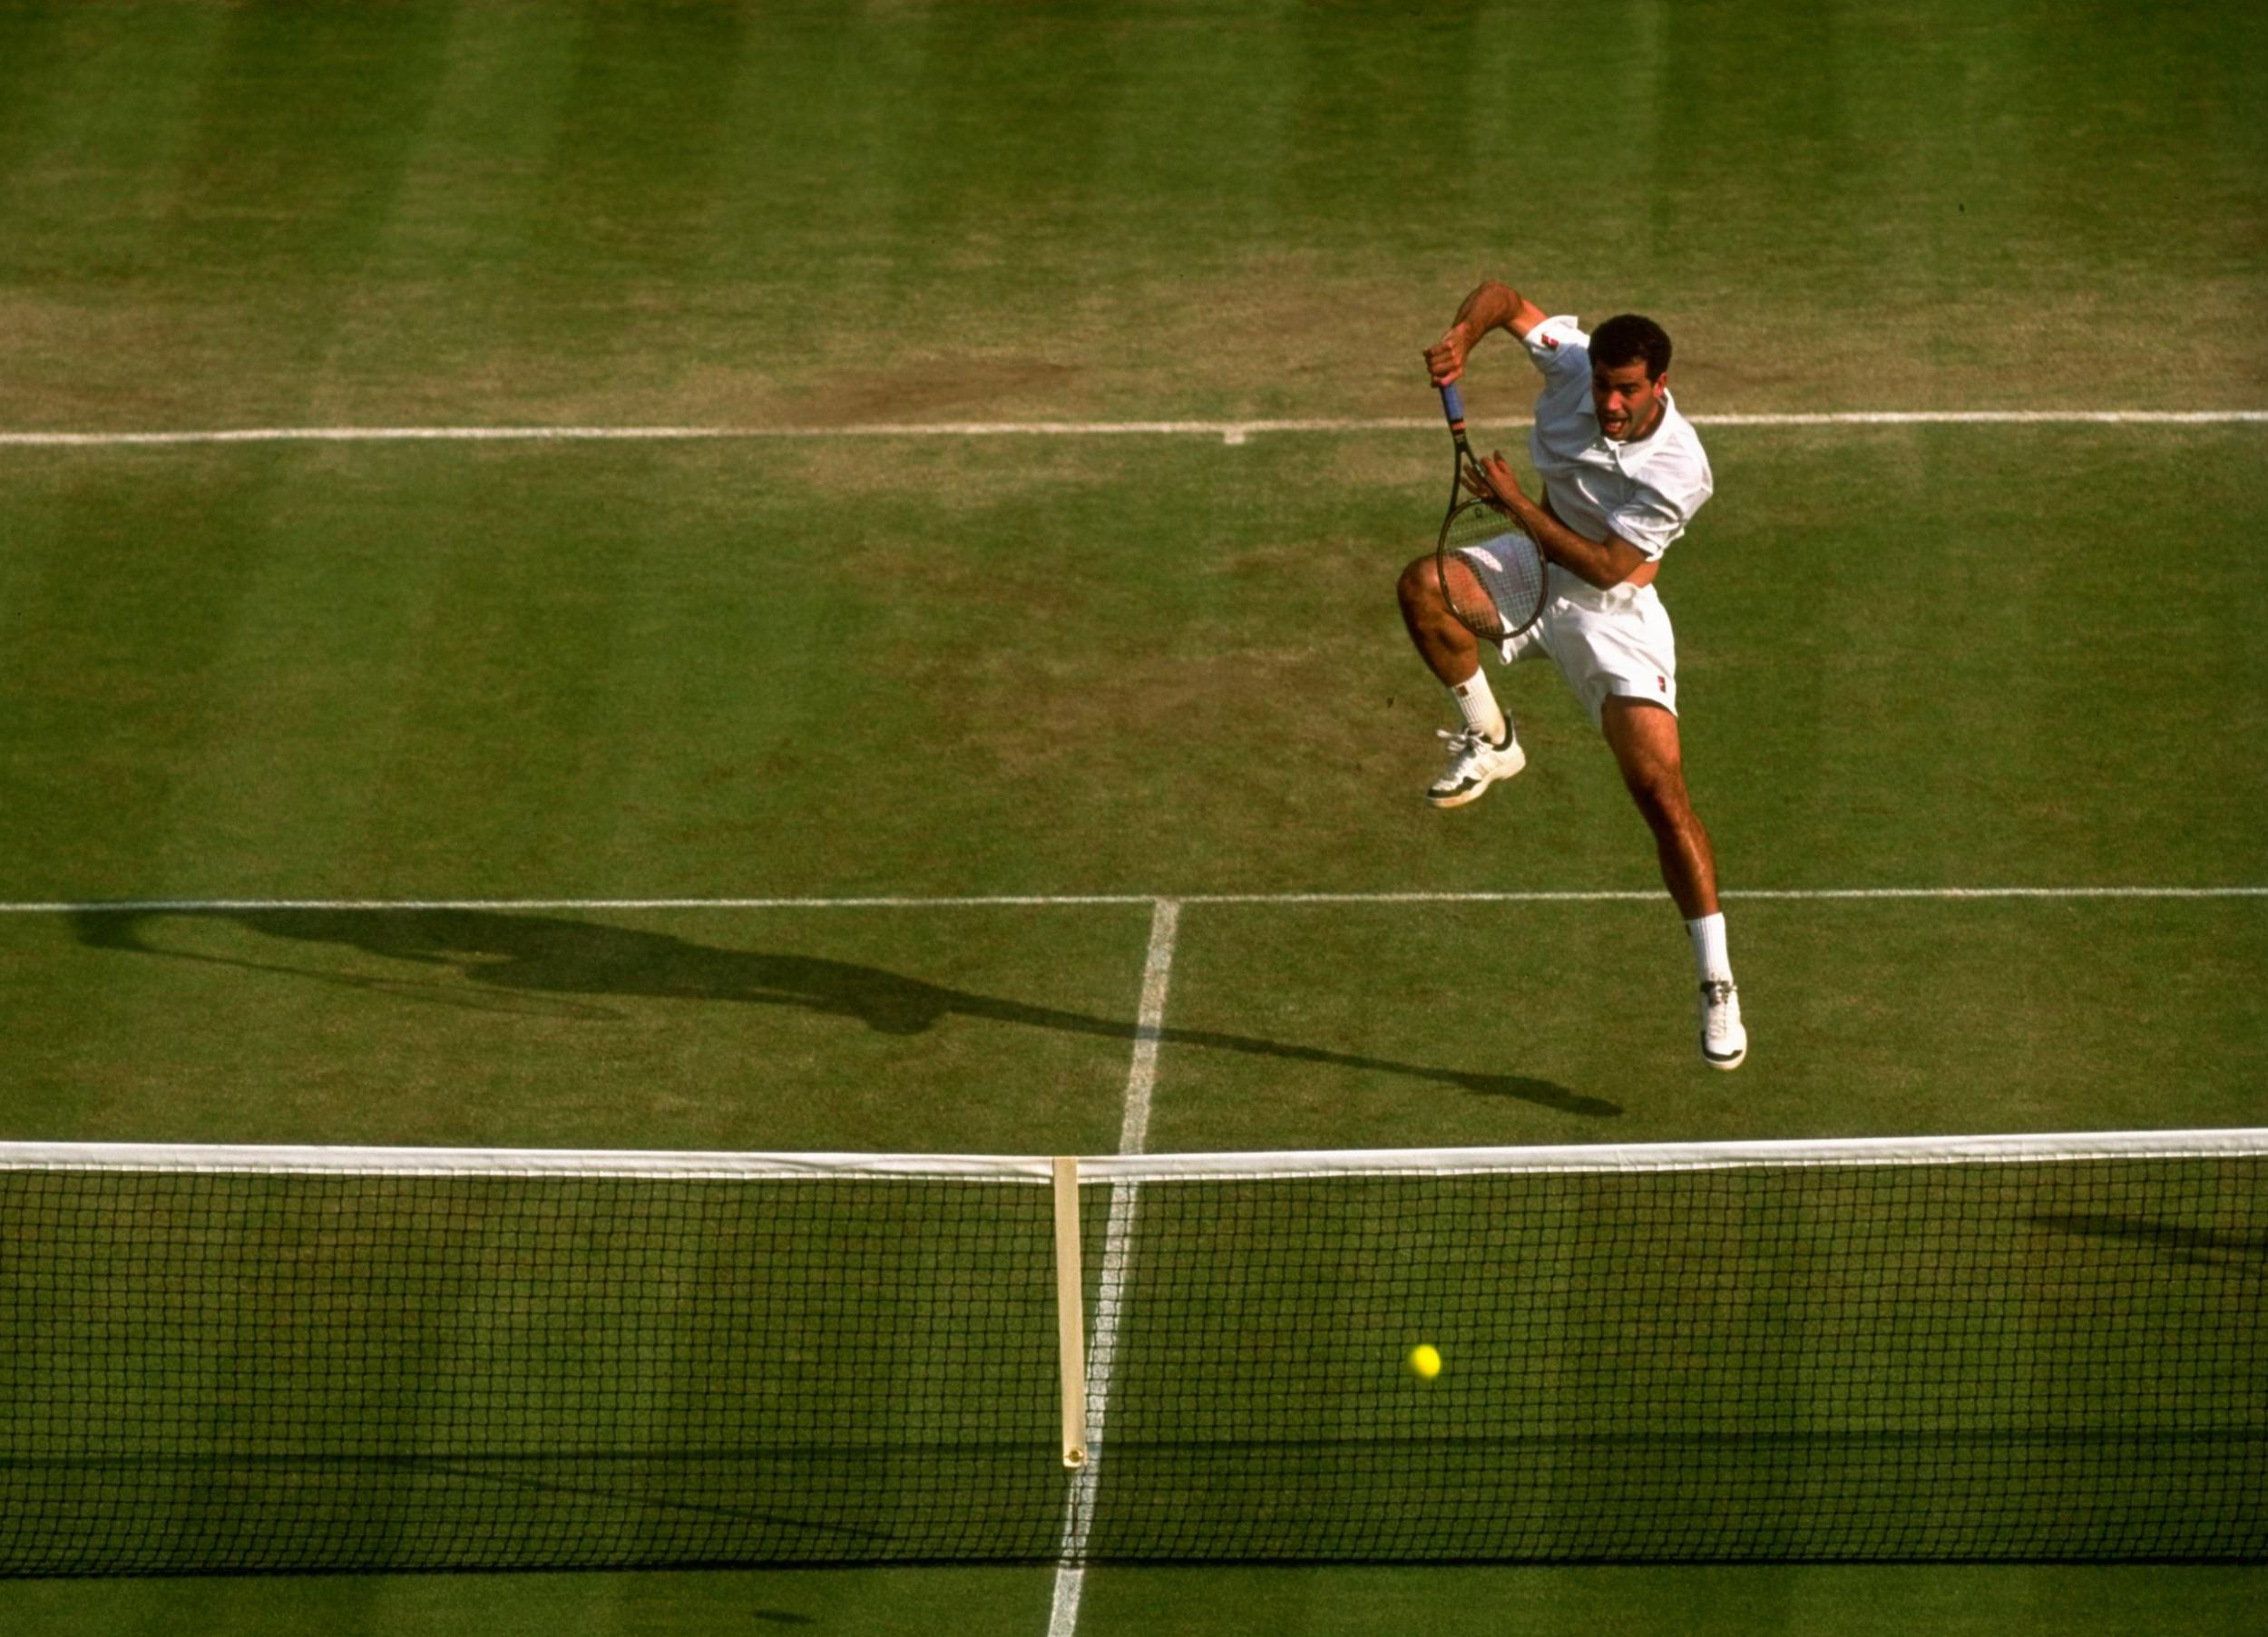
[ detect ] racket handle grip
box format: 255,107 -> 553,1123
1438,382 -> 1465,428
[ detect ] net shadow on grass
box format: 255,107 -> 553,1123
70,907 -> 1616,1119
2030,1213 -> 2268,1267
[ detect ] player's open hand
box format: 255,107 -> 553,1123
1424,325 -> 1470,386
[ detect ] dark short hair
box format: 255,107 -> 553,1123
1589,314 -> 1672,380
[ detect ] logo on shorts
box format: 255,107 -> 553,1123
1657,676 -> 1667,692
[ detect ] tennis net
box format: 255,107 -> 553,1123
0,1130 -> 2261,1573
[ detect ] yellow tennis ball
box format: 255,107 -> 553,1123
1406,1344 -> 1442,1380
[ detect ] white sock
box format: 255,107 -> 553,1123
1686,911 -> 1733,984
1449,668 -> 1510,744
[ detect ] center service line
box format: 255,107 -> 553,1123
1050,896 -> 1181,1637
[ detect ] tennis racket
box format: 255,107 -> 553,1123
1434,383 -> 1548,642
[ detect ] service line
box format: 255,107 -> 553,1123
8,886 -> 2264,917
1,410 -> 2264,451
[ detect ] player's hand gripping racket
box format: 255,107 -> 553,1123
1434,383 -> 1548,642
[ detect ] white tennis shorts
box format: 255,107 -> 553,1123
1498,569 -> 1678,726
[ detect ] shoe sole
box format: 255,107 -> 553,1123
1702,1040 -> 1747,1071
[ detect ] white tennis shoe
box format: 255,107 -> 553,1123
1699,979 -> 1747,1070
1427,726 -> 1525,809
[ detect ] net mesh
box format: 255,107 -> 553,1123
1,1136 -> 2261,1574
1073,1151 -> 2265,1562
2,1168 -> 1060,1573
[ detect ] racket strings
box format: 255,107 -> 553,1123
1440,500 -> 1547,640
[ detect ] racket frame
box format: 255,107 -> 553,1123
1432,383 -> 1549,642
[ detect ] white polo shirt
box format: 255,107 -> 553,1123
1521,315 -> 1712,563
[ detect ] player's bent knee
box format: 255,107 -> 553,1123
1397,558 -> 1460,637
1396,555 -> 1440,610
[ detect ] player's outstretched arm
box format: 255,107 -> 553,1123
1423,280 -> 1551,385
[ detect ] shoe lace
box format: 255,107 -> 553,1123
1435,727 -> 1483,765
1701,979 -> 1738,1009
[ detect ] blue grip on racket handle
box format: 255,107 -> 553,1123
1439,382 -> 1465,427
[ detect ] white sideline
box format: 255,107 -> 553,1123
1049,898 -> 1180,1637
0,410 -> 2263,451
9,886 -> 2263,916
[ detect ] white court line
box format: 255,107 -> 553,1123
1110,899 -> 1180,1159
0,410 -> 2263,450
1048,897 -> 1180,1637
10,886 -> 2264,916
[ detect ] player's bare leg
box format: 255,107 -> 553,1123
1600,697 -> 1716,913
1396,554 -> 1486,689
1602,697 -> 1745,1067
1397,555 -> 1524,807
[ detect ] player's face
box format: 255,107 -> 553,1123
1592,360 -> 1665,443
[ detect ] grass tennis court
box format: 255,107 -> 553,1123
2,0 -> 2263,1631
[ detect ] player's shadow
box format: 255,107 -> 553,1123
71,907 -> 1617,1118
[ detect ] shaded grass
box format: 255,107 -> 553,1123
1075,1564 -> 2268,1637
0,904 -> 1154,1152
0,1565 -> 1051,1636
0,0 -> 2261,1629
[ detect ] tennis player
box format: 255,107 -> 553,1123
1403,280 -> 1745,1069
